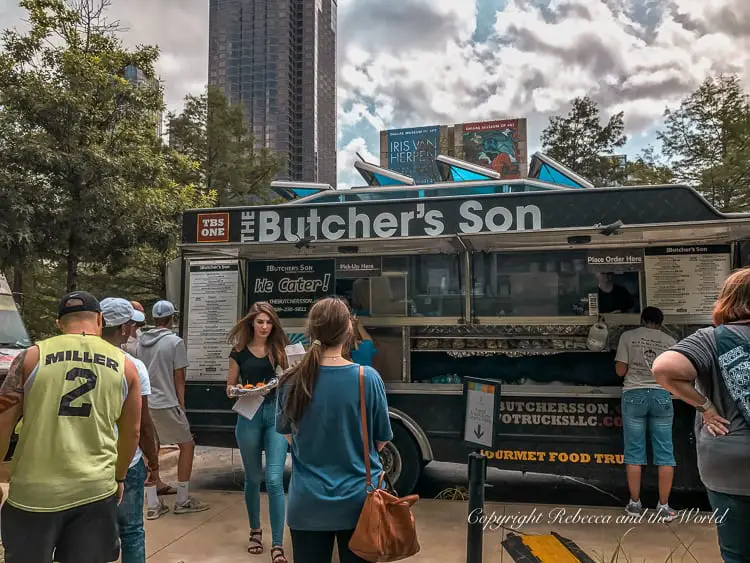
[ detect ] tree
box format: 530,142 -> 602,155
624,147 -> 675,186
167,85 -> 281,206
658,74 -> 750,211
541,96 -> 627,186
0,0 -> 210,292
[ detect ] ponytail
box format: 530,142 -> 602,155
279,296 -> 353,431
279,339 -> 323,429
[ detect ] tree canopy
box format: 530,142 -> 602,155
540,96 -> 627,187
167,85 -> 281,206
0,0 -> 215,337
658,74 -> 750,211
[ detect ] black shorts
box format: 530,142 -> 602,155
1,494 -> 120,563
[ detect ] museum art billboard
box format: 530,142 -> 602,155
382,125 -> 442,184
455,119 -> 528,179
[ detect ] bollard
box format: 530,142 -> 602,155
467,451 -> 487,563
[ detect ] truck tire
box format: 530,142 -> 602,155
380,422 -> 422,495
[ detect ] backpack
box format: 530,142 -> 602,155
715,325 -> 750,426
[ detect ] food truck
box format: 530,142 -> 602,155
174,153 -> 750,496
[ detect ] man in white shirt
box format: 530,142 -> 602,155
100,298 -> 161,562
615,306 -> 677,522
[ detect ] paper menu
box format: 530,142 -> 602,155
232,393 -> 265,421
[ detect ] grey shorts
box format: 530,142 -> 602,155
151,406 -> 193,445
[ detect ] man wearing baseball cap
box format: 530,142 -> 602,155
138,300 -> 209,516
0,291 -> 142,563
122,300 -> 147,357
101,297 -> 163,561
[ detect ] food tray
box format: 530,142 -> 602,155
229,377 -> 279,397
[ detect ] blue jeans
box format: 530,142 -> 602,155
706,489 -> 750,563
235,400 -> 288,546
621,388 -> 676,466
117,457 -> 147,563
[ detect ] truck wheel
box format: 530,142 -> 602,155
380,423 -> 422,495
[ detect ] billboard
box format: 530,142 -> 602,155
455,119 -> 528,179
383,126 -> 442,184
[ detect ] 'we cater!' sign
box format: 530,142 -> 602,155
182,187 -> 723,244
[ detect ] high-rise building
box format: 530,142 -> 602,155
123,65 -> 164,139
209,0 -> 337,186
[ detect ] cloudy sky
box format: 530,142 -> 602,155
2,0 -> 749,188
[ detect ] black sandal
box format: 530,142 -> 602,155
271,546 -> 287,563
248,530 -> 263,554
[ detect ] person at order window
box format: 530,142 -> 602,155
615,306 -> 678,522
349,315 -> 376,367
597,272 -> 635,313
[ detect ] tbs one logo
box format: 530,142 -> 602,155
197,213 -> 230,243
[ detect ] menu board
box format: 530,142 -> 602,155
645,246 -> 731,315
247,259 -> 335,318
186,260 -> 239,381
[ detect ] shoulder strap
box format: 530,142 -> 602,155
358,365 -> 372,488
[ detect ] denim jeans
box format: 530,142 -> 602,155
621,388 -> 676,466
235,400 -> 288,546
706,489 -> 750,563
117,457 -> 147,563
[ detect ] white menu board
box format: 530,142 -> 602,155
186,260 -> 240,381
645,246 -> 731,315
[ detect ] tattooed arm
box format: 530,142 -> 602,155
0,347 -> 38,463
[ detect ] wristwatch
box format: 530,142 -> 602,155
696,397 -> 713,413
116,477 -> 126,483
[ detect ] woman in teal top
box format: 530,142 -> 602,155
349,316 -> 376,367
276,297 -> 393,563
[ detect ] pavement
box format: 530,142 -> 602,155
0,448 -> 724,562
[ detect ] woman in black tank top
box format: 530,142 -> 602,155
226,302 -> 289,562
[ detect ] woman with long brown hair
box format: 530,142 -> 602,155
653,267 -> 750,563
275,297 -> 393,563
226,302 -> 290,562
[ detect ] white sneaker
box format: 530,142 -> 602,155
656,503 -> 678,523
173,496 -> 211,514
146,500 -> 169,520
625,499 -> 644,517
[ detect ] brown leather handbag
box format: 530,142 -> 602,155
348,366 -> 421,562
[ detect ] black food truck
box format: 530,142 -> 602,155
173,157 -> 750,496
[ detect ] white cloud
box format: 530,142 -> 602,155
3,0 -> 750,184
336,137 -> 379,189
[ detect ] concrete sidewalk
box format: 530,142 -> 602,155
144,490 -> 723,562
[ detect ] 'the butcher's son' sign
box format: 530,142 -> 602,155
241,201 -> 542,243
183,187 -> 724,244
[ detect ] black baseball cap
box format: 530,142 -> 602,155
58,291 -> 101,319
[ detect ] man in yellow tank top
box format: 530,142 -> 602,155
0,291 -> 142,563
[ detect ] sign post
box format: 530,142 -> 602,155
463,377 -> 500,563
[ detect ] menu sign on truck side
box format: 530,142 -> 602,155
247,260 -> 335,318
186,260 -> 240,381
645,246 -> 731,315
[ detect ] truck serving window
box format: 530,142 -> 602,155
472,251 -> 642,317
335,254 -> 464,318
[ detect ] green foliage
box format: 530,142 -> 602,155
541,96 -> 628,187
167,85 -> 281,206
0,0 -> 214,339
658,74 -> 750,211
624,147 -> 675,186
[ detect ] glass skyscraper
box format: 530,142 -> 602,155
209,0 -> 337,186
